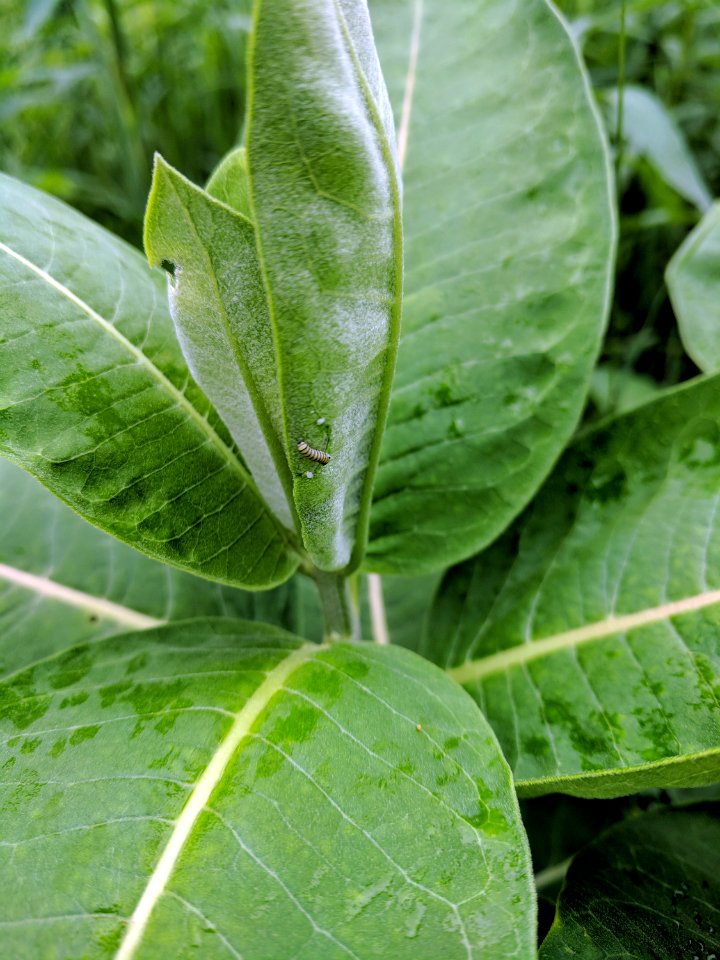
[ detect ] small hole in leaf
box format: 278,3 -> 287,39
160,259 -> 177,285
89,614 -> 99,624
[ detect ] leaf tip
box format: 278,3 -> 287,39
143,153 -> 174,267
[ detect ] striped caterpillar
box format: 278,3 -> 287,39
297,440 -> 331,465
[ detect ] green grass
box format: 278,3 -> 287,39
1,0 -> 251,244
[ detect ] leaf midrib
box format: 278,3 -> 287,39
0,561 -> 164,631
396,0 -> 423,172
447,587 -> 720,685
114,641 -> 324,960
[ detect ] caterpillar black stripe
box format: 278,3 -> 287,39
297,440 -> 331,465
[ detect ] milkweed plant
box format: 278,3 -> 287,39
1,0 -> 719,957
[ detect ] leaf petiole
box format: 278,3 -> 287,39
313,570 -> 360,643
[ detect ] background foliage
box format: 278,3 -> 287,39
1,0 -> 252,242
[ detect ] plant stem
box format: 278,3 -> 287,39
314,571 -> 360,643
82,0 -> 146,212
367,574 -> 390,645
534,857 -> 572,894
614,0 -> 627,188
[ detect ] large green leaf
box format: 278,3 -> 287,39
366,0 -> 616,573
246,0 -> 403,573
144,156 -> 295,531
540,807 -> 720,959
0,620 -> 535,959
0,173 -> 297,589
427,376 -> 720,797
666,201 -> 720,373
0,456 -> 321,675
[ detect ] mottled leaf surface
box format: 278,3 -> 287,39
540,808 -> 720,959
0,457 -> 321,675
0,173 -> 297,588
667,201 -> 720,372
428,377 -> 720,797
247,0 -> 402,572
0,621 -> 534,959
145,157 -> 294,530
366,0 -> 615,573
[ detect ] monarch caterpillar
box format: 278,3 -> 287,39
297,440 -> 331,465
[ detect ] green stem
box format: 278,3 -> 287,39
104,0 -> 129,85
614,0 -> 627,189
82,0 -> 146,209
314,571 -> 360,643
367,573 -> 389,645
